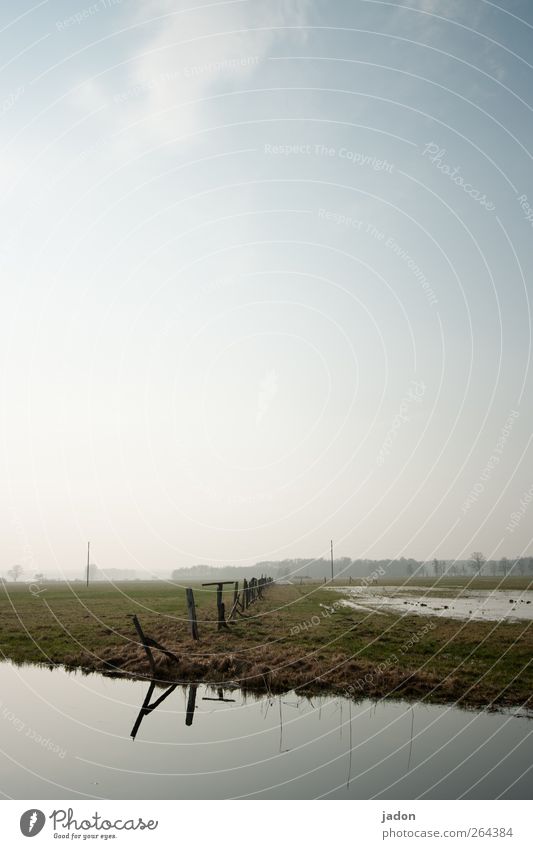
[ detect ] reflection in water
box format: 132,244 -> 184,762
186,684 -> 197,727
132,682 -> 236,738
0,662 -> 530,800
130,680 -> 416,781
407,706 -> 415,771
202,687 -> 236,704
130,681 -> 178,740
347,699 -> 353,789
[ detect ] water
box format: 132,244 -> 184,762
0,662 -> 530,799
334,587 -> 533,622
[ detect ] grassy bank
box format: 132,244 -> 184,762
0,580 -> 531,710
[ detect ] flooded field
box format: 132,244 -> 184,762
334,587 -> 533,622
0,662 -> 530,800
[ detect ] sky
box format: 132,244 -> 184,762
1,0 -> 532,577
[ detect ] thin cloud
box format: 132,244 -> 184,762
74,0 -> 313,153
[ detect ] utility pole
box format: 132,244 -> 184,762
330,539 -> 334,583
86,541 -> 90,588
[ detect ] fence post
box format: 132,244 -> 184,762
216,583 -> 229,630
186,587 -> 199,640
131,614 -> 156,676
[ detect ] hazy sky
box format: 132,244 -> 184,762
1,0 -> 532,576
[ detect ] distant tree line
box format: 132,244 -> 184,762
3,553 -> 531,584
171,553 -> 533,583
0,564 -> 139,583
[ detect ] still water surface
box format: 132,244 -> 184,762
0,662 -> 530,799
335,587 -> 533,622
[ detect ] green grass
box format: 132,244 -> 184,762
0,580 -> 531,710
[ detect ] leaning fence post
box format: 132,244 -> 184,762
131,614 -> 156,676
186,587 -> 199,640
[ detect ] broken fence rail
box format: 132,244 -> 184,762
129,578 -> 273,667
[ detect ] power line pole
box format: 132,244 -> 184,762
86,541 -> 90,588
330,539 -> 334,583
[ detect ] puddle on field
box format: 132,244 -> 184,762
333,587 -> 533,622
0,661 -> 530,799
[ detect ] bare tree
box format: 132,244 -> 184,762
7,564 -> 24,582
433,558 -> 443,578
499,557 -> 509,577
470,551 -> 486,576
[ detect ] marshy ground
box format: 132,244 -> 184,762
0,577 -> 531,711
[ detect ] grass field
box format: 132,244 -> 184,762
0,578 -> 531,710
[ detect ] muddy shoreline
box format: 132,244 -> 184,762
56,642 -> 532,713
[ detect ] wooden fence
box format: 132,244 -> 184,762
128,577 -> 273,671
193,576 -> 273,636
